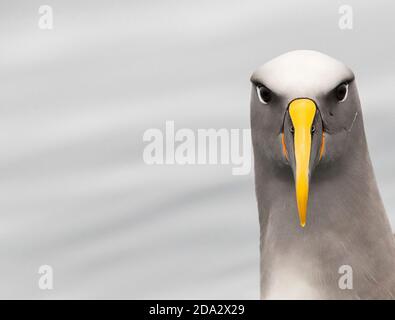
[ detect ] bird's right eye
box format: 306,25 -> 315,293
256,85 -> 272,104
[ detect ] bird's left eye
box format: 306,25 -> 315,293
335,83 -> 349,102
256,85 -> 272,104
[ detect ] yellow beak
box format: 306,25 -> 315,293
289,99 -> 317,227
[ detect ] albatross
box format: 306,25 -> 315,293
250,50 -> 395,299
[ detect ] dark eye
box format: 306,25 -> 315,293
335,83 -> 349,102
256,85 -> 272,104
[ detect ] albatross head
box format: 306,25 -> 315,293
250,50 -> 361,227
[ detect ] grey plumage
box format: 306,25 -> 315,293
250,50 -> 395,299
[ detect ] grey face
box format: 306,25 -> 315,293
250,50 -> 361,226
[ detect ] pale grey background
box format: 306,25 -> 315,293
0,0 -> 394,299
